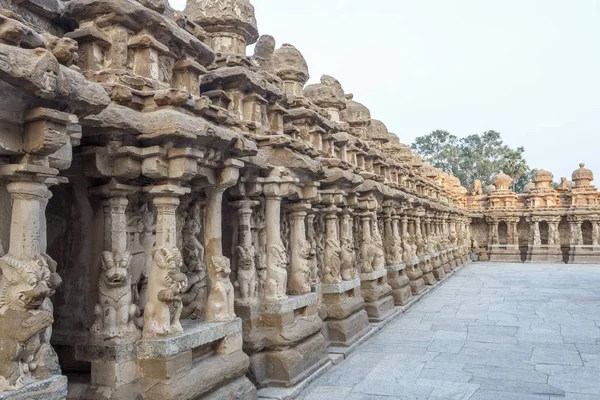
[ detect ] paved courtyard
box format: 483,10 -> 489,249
299,262 -> 600,400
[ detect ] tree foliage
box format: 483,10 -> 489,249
411,130 -> 533,192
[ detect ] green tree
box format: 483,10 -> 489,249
411,130 -> 533,192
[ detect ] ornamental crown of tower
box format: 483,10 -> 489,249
303,75 -> 347,110
491,170 -> 512,190
184,0 -> 258,54
367,119 -> 391,145
341,94 -> 371,127
532,169 -> 553,185
271,43 -> 310,84
572,163 -> 594,187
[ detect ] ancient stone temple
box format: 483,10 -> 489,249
468,166 -> 600,263
0,0 -> 591,399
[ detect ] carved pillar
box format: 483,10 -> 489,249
264,183 -> 288,301
6,181 -> 47,258
533,220 -> 541,246
306,211 -> 319,284
359,211 -> 373,273
288,203 -> 313,294
0,180 -> 63,391
231,200 -> 259,301
89,184 -> 141,343
340,208 -> 356,280
154,194 -> 180,247
143,186 -> 189,338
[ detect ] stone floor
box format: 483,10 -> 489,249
298,262 -> 600,400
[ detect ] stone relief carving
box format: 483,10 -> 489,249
181,202 -> 207,319
143,247 -> 187,338
234,245 -> 257,299
306,215 -> 320,284
314,213 -> 325,282
323,237 -> 342,283
288,240 -> 312,293
90,251 -> 140,342
205,256 -> 235,322
340,215 -> 356,280
372,217 -> 386,270
253,202 -> 267,298
0,255 -> 57,391
265,243 -> 287,301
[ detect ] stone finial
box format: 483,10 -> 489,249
522,181 -> 535,192
184,0 -> 259,54
303,75 -> 347,110
532,169 -> 553,189
253,34 -> 275,62
572,162 -> 594,187
491,170 -> 512,190
340,94 -> 371,125
367,119 -> 390,145
271,43 -> 309,85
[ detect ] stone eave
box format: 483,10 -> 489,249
62,0 -> 215,66
200,66 -> 284,101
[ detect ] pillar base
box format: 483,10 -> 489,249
488,245 -> 522,262
527,245 -> 563,263
568,246 -> 600,264
360,269 -> 395,323
404,260 -> 426,295
418,256 -> 436,285
243,293 -> 329,389
321,278 -> 370,348
387,264 -> 413,306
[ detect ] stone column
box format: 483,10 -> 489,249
204,159 -> 243,321
0,179 -> 65,392
533,220 -> 541,246
359,211 -> 374,273
511,219 -> 519,246
231,200 -> 259,301
340,208 -> 356,280
89,184 -> 141,344
263,180 -> 289,301
288,203 -> 313,294
143,186 -> 189,338
306,210 -> 319,284
383,209 -> 396,265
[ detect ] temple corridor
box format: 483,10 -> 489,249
298,263 -> 600,400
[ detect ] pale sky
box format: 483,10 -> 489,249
170,0 -> 600,182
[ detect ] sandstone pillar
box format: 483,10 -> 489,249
0,179 -> 67,398
288,203 -> 312,294
402,215 -> 425,295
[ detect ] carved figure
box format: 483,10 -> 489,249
265,244 -> 287,300
0,255 -> 55,391
372,222 -> 386,270
90,251 -> 139,341
206,256 -> 235,322
181,205 -> 207,319
323,238 -> 342,284
234,245 -> 257,299
143,247 -> 187,338
340,236 -> 356,280
359,234 -> 374,273
401,234 -> 416,263
289,240 -> 312,293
